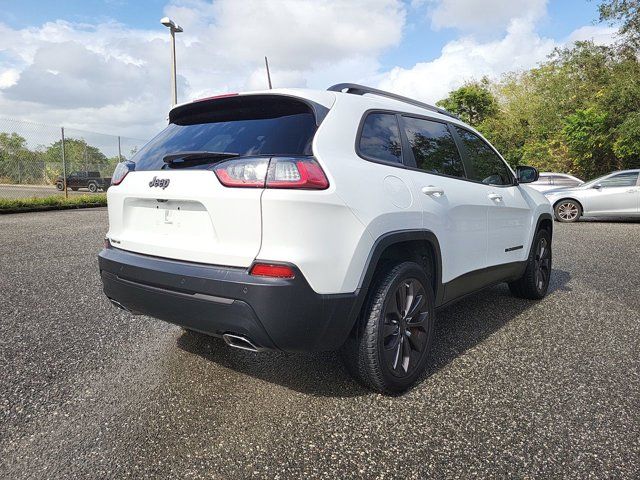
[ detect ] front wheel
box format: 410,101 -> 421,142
554,200 -> 581,222
88,182 -> 98,193
341,262 -> 435,394
55,182 -> 64,191
508,229 -> 552,300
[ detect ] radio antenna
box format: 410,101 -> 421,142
264,56 -> 273,89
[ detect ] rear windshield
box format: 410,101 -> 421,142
133,95 -> 321,171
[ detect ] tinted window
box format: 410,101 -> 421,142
553,176 -> 581,187
599,172 -> 639,187
455,127 -> 512,186
133,96 -> 318,171
359,113 -> 402,163
401,117 -> 465,178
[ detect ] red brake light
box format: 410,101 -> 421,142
250,263 -> 296,279
266,158 -> 329,189
213,158 -> 269,187
194,93 -> 239,102
213,157 -> 328,190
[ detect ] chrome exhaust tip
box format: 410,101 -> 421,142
108,298 -> 141,315
222,333 -> 264,352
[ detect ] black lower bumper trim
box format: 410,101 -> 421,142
98,247 -> 358,352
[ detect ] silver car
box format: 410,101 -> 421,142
529,172 -> 584,193
545,169 -> 640,222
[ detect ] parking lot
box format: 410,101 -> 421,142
0,209 -> 638,479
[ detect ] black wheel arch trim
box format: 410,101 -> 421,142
351,229 -> 444,316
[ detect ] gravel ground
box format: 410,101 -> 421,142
0,209 -> 638,479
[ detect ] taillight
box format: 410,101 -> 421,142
250,263 -> 296,279
111,161 -> 135,186
213,157 -> 328,190
213,158 -> 269,187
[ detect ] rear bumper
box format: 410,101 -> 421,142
98,247 -> 359,352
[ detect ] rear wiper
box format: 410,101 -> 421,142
162,151 -> 239,167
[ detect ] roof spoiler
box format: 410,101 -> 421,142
328,83 -> 459,120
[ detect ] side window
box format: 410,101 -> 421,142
454,127 -> 513,186
358,113 -> 402,163
554,176 -> 580,187
599,172 -> 639,187
401,117 -> 465,178
538,176 -> 552,185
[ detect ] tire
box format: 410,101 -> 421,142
55,182 -> 64,191
508,229 -> 552,300
554,200 -> 581,222
340,261 -> 435,394
88,182 -> 98,193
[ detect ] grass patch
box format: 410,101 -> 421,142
0,194 -> 107,212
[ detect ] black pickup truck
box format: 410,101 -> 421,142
55,171 -> 111,193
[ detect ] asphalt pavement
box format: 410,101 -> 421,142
0,209 -> 638,479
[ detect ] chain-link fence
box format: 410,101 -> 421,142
0,117 -> 147,199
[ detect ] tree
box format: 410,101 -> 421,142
436,79 -> 498,125
42,137 -> 109,174
598,0 -> 640,50
613,112 -> 640,167
0,132 -> 39,184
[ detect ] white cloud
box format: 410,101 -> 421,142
566,25 -> 618,46
0,0 -> 405,138
428,0 -> 548,31
376,20 -> 618,106
0,0 -> 620,141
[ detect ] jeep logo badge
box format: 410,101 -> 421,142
149,176 -> 170,189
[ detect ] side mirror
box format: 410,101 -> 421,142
593,183 -> 603,189
516,165 -> 539,184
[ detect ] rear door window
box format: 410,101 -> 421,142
454,127 -> 513,186
133,95 -> 321,171
401,116 -> 465,178
358,113 -> 402,163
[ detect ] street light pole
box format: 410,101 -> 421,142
160,17 -> 183,107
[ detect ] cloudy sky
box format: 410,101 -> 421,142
0,0 -> 617,139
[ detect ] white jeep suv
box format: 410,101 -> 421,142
99,84 -> 553,394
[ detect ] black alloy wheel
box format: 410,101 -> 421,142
382,278 -> 430,377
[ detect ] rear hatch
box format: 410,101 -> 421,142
106,93 -> 328,267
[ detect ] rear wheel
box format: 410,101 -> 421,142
508,229 -> 552,300
88,182 -> 98,193
554,200 -> 581,222
341,262 -> 435,394
56,182 -> 64,191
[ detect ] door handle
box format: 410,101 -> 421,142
488,192 -> 503,202
422,185 -> 444,197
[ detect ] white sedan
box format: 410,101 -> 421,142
529,172 -> 584,192
544,169 -> 640,222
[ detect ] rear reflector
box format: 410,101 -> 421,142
249,263 -> 296,279
213,157 -> 328,190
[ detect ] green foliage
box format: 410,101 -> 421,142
0,194 -> 107,212
613,112 -> 640,167
436,78 -> 498,124
598,0 -> 640,50
438,39 -> 640,180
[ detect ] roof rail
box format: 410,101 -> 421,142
327,83 -> 458,119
